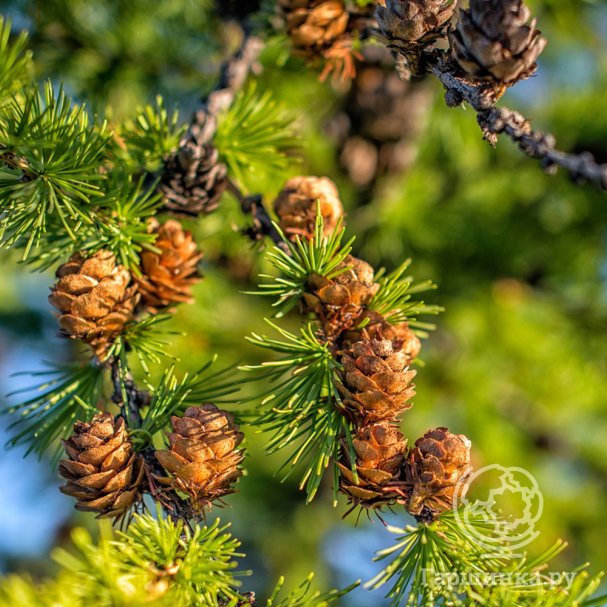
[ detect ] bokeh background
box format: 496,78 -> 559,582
0,0 -> 606,604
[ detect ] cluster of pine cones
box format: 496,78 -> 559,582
50,0 -> 539,525
59,404 -> 244,519
279,0 -> 546,92
51,214 -> 244,518
49,218 -> 202,361
378,0 -> 546,88
54,173 -> 472,521
273,175 -> 472,520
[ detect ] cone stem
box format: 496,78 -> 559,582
110,358 -> 144,427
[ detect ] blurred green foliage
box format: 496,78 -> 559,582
0,0 -> 606,604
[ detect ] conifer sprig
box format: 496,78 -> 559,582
367,509 -> 515,607
115,514 -> 246,606
3,362 -> 105,463
470,560 -> 605,607
242,321 -> 352,502
0,514 -> 355,607
118,96 -> 184,172
367,508 -> 606,607
2,357 -> 239,459
21,176 -> 162,271
370,260 -> 443,331
108,313 -> 176,371
214,83 -> 299,191
52,514 -> 245,607
0,18 -> 32,101
85,176 -> 163,270
254,216 -> 354,316
267,574 -> 359,607
0,83 -> 110,256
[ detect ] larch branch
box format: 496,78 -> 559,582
424,50 -> 607,190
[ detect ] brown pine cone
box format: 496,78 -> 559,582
338,421 -> 407,507
377,0 -> 458,50
337,338 -> 416,423
160,112 -> 227,216
449,0 -> 547,86
48,251 -> 139,360
304,255 -> 379,338
405,427 -> 472,517
135,219 -> 203,312
274,176 -> 344,241
59,413 -> 145,518
278,0 -> 349,60
155,404 -> 244,509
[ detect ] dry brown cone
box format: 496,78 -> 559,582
155,404 -> 244,510
337,337 -> 416,423
377,0 -> 458,51
405,427 -> 472,518
48,250 -> 139,360
304,255 -> 379,339
338,421 -> 407,507
160,112 -> 227,216
278,0 -> 349,60
58,413 -> 145,519
135,219 -> 203,312
450,0 -> 547,87
274,176 -> 344,241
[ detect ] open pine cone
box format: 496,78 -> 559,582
405,427 -> 472,517
135,219 -> 203,312
59,413 -> 145,519
155,404 -> 244,510
305,255 -> 379,338
160,113 -> 227,216
48,250 -> 139,360
449,0 -> 547,86
274,176 -> 344,241
278,0 -> 349,60
337,337 -> 416,423
338,421 -> 407,507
